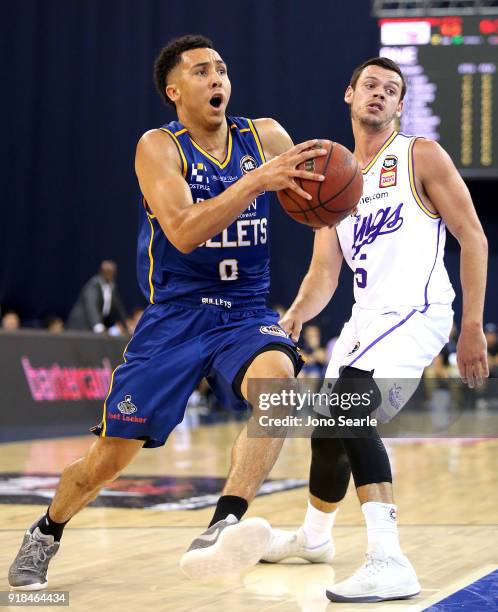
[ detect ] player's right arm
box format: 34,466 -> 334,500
135,129 -> 326,254
280,228 -> 343,341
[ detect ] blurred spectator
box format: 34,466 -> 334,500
127,307 -> 145,335
299,324 -> 327,378
484,323 -> 498,377
44,316 -> 64,333
66,260 -> 129,334
1,311 -> 21,331
326,336 -> 339,362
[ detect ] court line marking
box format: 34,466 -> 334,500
1,523 -> 497,531
418,564 -> 497,609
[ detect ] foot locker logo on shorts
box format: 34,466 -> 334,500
117,395 -> 138,415
259,324 -> 287,338
379,155 -> 397,188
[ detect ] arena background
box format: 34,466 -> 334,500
3,0 -> 496,337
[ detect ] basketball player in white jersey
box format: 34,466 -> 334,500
261,57 -> 489,603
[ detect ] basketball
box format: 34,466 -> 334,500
277,140 -> 363,228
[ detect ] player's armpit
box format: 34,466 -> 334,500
253,118 -> 294,160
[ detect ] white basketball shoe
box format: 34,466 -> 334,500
261,526 -> 335,564
181,514 -> 271,580
325,544 -> 421,603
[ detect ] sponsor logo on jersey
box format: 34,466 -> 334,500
259,324 -> 287,338
359,191 -> 388,205
191,162 -> 210,184
347,341 -> 360,356
117,395 -> 138,415
240,155 -> 258,174
379,155 -> 398,188
211,175 -> 238,182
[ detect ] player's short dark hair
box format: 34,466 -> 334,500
350,57 -> 407,101
154,34 -> 214,106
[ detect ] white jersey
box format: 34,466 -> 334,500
336,131 -> 455,310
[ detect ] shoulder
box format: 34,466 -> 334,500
252,118 -> 293,159
135,128 -> 183,173
412,137 -> 455,180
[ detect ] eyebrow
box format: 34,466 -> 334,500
364,76 -> 400,87
191,60 -> 226,69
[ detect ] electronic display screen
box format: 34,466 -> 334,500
379,16 -> 498,178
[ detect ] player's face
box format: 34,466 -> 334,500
167,48 -> 231,126
345,65 -> 404,130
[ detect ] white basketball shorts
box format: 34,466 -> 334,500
325,303 -> 454,421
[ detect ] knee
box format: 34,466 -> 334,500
72,453 -> 127,492
309,436 -> 351,503
69,444 -> 132,491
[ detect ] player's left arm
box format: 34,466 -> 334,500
413,139 -> 489,387
252,118 -> 295,160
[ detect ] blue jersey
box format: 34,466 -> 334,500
137,116 -> 270,309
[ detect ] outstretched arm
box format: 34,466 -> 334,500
280,227 -> 343,341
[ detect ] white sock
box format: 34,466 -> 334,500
302,501 -> 338,547
362,501 -> 402,557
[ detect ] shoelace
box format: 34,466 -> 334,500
17,538 -> 53,571
352,554 -> 388,581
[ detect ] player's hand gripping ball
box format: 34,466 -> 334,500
278,140 -> 363,228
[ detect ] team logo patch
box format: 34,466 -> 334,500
117,395 -> 137,415
388,383 -> 403,411
379,155 -> 398,188
389,507 -> 397,521
259,324 -> 287,338
347,341 -> 361,356
191,162 -> 209,184
0,473 -> 306,510
240,155 -> 258,174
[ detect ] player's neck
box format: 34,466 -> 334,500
352,122 -> 397,169
179,114 -> 229,161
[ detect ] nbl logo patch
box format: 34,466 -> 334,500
259,324 -> 287,338
379,155 -> 397,188
240,155 -> 258,174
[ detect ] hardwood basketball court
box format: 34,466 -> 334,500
0,422 -> 496,611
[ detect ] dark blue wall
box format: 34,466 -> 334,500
3,0 -> 496,338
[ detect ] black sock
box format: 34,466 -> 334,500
208,495 -> 248,527
36,508 -> 69,542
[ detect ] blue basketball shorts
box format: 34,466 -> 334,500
91,302 -> 302,447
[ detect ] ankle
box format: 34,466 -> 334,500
36,508 -> 69,542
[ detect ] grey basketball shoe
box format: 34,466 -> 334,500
180,514 -> 271,580
8,524 -> 60,590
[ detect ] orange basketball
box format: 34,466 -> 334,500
277,140 -> 363,228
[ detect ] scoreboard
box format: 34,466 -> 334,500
379,16 -> 498,178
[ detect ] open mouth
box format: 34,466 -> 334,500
367,102 -> 383,111
209,94 -> 223,108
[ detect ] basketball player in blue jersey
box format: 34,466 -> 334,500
8,35 -> 328,589
262,58 -> 489,603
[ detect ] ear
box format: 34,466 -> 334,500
395,99 -> 404,118
344,85 -> 354,105
166,83 -> 180,105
